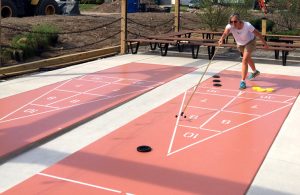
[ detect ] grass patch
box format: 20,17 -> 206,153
11,24 -> 59,60
80,4 -> 97,11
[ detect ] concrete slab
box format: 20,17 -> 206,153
0,52 -> 299,194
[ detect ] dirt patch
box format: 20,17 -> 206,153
90,1 -> 121,13
1,10 -> 205,65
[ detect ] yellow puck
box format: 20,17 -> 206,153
252,86 -> 260,90
256,88 -> 266,92
266,88 -> 275,92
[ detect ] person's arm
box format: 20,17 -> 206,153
218,28 -> 230,46
253,29 -> 269,48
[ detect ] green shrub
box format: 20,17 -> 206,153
96,0 -> 104,4
10,24 -> 59,60
250,18 -> 275,32
268,0 -> 300,30
79,4 -> 97,11
271,29 -> 300,36
80,0 -> 103,4
11,35 -> 37,58
196,0 -> 232,31
0,48 -> 13,64
32,24 -> 59,46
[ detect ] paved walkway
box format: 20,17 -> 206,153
0,53 -> 299,194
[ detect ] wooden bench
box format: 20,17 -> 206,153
151,30 -> 193,38
126,31 -> 203,56
257,41 -> 300,59
265,34 -> 300,44
127,36 -> 297,66
126,38 -> 177,56
278,37 -> 300,44
201,42 -> 296,66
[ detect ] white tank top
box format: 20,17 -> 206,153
226,21 -> 255,46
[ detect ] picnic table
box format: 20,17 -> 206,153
126,31 -> 299,65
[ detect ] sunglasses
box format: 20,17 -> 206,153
230,20 -> 238,24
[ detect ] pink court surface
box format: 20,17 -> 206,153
3,69 -> 300,195
0,62 -> 196,162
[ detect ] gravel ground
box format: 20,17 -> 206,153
0,3 -> 299,66
1,11 -> 206,65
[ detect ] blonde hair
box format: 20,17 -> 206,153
229,13 -> 241,23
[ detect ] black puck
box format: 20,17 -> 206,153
212,79 -> 221,82
213,83 -> 222,87
137,145 -> 152,152
213,75 -> 220,78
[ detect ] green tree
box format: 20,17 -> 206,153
269,0 -> 300,30
194,0 -> 254,31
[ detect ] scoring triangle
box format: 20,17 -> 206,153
168,125 -> 219,156
0,104 -> 59,122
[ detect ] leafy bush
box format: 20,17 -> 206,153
11,35 -> 37,59
11,24 -> 59,60
268,0 -> 300,30
196,0 -> 231,31
80,0 -> 104,4
195,0 -> 253,31
271,29 -> 300,36
0,48 -> 13,65
250,18 -> 275,32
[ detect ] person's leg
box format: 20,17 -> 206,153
248,57 -> 256,72
247,56 -> 260,80
245,39 -> 260,80
237,45 -> 247,89
241,51 -> 251,80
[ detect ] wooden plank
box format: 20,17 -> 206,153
0,46 -> 120,76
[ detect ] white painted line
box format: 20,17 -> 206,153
0,108 -> 62,123
221,103 -> 293,133
0,79 -> 73,121
199,110 -> 221,129
37,173 -> 122,193
83,92 -> 111,98
187,105 -> 218,111
79,75 -> 163,86
77,78 -> 110,84
194,92 -> 236,98
168,102 -> 294,156
47,93 -> 82,106
200,127 -> 223,133
0,86 -> 153,123
284,96 -> 296,103
178,125 -> 222,133
199,92 -> 243,129
222,110 -> 261,117
167,132 -> 222,156
199,86 -> 296,98
193,91 -> 294,103
167,91 -> 187,155
199,86 -> 240,92
30,104 -> 60,109
178,124 -> 199,129
55,89 -> 83,94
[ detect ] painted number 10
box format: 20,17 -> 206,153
184,132 -> 199,139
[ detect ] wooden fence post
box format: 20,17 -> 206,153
174,0 -> 180,32
121,0 -> 127,54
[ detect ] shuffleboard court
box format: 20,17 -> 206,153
0,62 -> 196,162
3,70 -> 300,194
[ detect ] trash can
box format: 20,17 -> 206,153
127,0 -> 139,13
